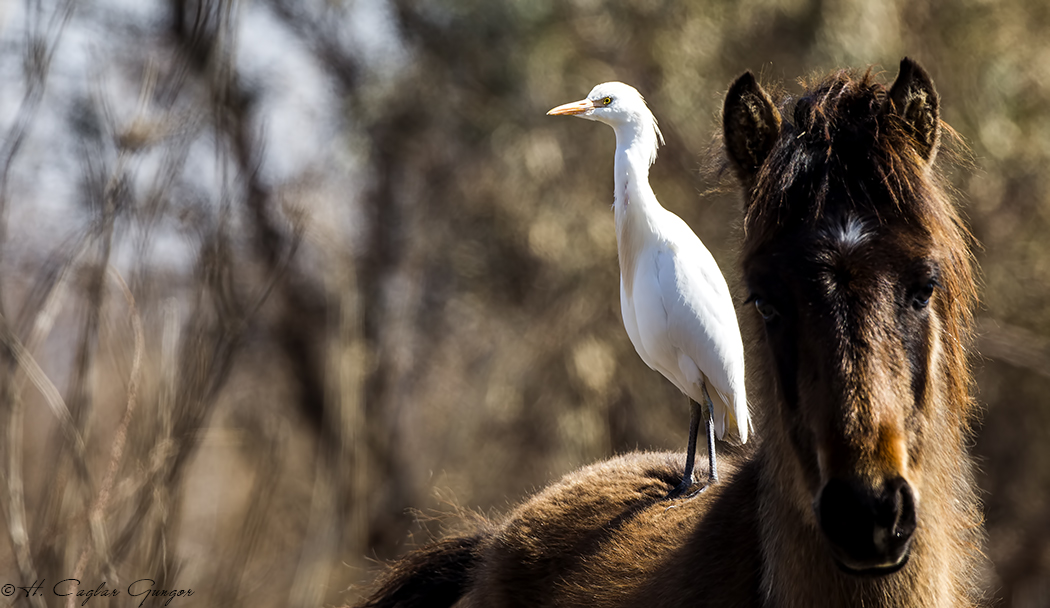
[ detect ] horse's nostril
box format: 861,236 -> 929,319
891,479 -> 917,544
818,479 -> 870,558
817,477 -> 916,572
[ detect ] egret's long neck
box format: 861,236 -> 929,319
611,119 -> 662,296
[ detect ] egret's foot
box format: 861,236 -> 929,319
684,480 -> 715,499
664,476 -> 696,501
665,472 -> 718,505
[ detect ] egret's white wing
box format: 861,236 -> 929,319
626,246 -> 687,391
654,213 -> 750,444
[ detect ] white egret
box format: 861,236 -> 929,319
548,82 -> 749,497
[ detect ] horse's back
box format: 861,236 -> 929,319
460,451 -> 763,608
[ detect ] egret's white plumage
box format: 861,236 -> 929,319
549,82 -> 750,492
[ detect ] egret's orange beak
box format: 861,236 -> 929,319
547,98 -> 595,116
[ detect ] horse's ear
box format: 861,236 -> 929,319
723,71 -> 781,185
885,57 -> 940,163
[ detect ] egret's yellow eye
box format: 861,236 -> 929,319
602,97 -> 612,105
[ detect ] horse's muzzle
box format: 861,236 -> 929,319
815,476 -> 917,574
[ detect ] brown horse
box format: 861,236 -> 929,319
356,58 -> 986,608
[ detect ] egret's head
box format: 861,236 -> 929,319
547,82 -> 664,150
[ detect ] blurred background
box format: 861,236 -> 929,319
0,0 -> 1047,606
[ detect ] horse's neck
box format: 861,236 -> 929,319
755,436 -> 979,608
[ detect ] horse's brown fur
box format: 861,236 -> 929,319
357,59 -> 986,608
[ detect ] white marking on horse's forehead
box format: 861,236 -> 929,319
826,214 -> 871,254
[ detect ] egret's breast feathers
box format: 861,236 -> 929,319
616,191 -> 641,299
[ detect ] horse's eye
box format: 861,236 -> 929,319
913,281 -> 936,309
754,298 -> 779,321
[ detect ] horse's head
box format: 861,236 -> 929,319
723,59 -> 975,575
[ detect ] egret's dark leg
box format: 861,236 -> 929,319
702,383 -> 719,486
665,398 -> 701,499
670,384 -> 720,501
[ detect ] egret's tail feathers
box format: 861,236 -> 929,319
707,385 -> 750,446
721,407 -> 749,446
